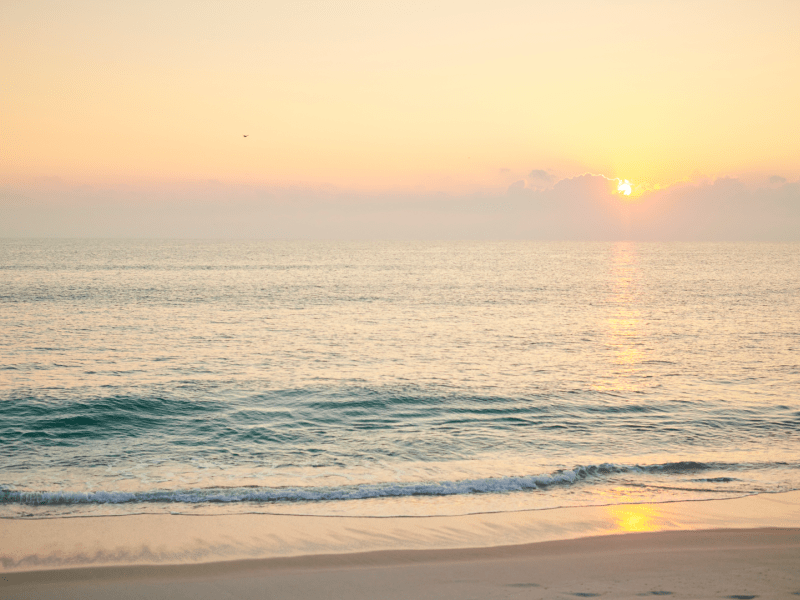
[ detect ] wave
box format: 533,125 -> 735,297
0,461 -> 723,507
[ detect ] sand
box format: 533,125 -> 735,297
2,492 -> 800,599
3,529 -> 800,599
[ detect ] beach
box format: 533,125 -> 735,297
3,492 -> 800,598
4,0 -> 800,591
3,241 -> 799,597
4,530 -> 800,600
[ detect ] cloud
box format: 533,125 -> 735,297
2,176 -> 799,240
507,180 -> 527,194
525,169 -> 556,192
628,178 -> 800,241
528,169 -> 554,183
770,175 -> 787,185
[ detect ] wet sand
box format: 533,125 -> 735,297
2,492 -> 800,599
3,528 -> 799,599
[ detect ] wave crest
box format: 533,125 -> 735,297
0,461 -> 719,506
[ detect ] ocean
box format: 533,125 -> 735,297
1,240 -> 798,519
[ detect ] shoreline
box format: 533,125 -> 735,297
5,527 -> 800,580
3,528 -> 799,599
3,488 -> 792,521
2,490 -> 799,574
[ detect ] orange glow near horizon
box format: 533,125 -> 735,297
2,2 -> 799,194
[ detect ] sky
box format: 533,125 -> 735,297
2,0 -> 799,239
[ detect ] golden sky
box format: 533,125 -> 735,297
3,0 -> 799,195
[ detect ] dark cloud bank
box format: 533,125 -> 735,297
2,174 -> 799,240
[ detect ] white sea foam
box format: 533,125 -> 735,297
0,462 -> 726,506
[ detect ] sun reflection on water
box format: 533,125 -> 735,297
592,241 -> 646,392
607,502 -> 662,533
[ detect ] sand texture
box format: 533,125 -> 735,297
2,528 -> 799,599
3,491 -> 800,572
3,493 -> 800,599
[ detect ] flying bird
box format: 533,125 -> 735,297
243,134 -> 249,138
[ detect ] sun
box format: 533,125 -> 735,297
617,179 -> 632,196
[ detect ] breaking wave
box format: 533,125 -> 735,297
0,461 -> 725,507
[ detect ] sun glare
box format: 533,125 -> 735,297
617,179 -> 632,196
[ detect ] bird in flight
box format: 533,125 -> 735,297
243,134 -> 249,138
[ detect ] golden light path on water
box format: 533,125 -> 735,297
593,241 -> 645,393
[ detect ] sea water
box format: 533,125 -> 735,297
1,240 -> 798,518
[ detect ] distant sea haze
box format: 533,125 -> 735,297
1,240 -> 798,518
3,175 -> 799,240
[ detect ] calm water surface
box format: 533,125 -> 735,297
1,241 -> 798,517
